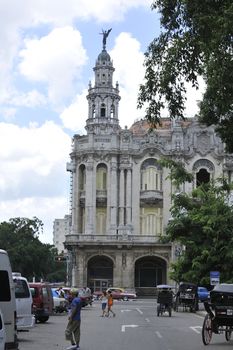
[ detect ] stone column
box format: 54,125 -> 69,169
126,168 -> 132,224
113,251 -> 122,286
85,160 -> 95,234
119,168 -> 125,225
122,252 -> 134,288
132,163 -> 140,235
71,166 -> 78,234
71,248 -> 78,287
109,161 -> 118,234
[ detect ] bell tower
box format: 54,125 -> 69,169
85,29 -> 121,135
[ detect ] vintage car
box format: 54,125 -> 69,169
93,287 -> 137,301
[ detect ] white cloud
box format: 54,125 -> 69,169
110,32 -> 146,127
0,119 -> 73,245
18,27 -> 88,106
10,90 -> 47,108
0,121 -> 71,241
0,0 -> 151,104
0,196 -> 69,244
184,77 -> 206,117
60,90 -> 88,133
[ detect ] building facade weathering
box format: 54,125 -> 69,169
64,31 -> 233,294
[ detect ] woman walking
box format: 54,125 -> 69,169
99,291 -> 107,317
106,290 -> 116,317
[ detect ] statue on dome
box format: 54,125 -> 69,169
100,28 -> 112,50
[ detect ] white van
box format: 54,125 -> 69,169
0,249 -> 18,349
0,308 -> 6,350
12,273 -> 35,331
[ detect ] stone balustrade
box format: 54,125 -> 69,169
65,233 -> 163,244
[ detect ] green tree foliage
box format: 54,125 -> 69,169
138,0 -> 233,152
0,217 -> 66,282
162,160 -> 233,285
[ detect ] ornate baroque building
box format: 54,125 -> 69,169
65,36 -> 233,294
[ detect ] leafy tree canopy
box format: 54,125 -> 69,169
162,160 -> 233,285
138,0 -> 233,152
0,217 -> 66,282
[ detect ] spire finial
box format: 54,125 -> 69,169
100,28 -> 112,50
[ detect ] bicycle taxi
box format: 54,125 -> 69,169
202,283 -> 233,345
156,284 -> 174,317
174,282 -> 198,312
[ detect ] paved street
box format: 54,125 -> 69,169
18,299 -> 231,350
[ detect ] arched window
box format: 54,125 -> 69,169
100,103 -> 106,117
193,159 -> 214,187
79,164 -> 86,190
96,164 -> 107,190
110,105 -> 115,118
141,158 -> 162,191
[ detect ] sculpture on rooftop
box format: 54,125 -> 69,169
100,28 -> 112,50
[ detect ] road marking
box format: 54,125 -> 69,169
155,331 -> 162,338
145,318 -> 150,323
136,308 -> 143,314
121,324 -> 139,332
194,314 -> 204,319
190,326 -> 202,334
121,309 -> 131,313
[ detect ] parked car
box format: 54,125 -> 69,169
0,308 -> 6,350
106,287 -> 137,301
62,287 -> 92,307
51,288 -> 68,313
197,286 -> 209,302
12,272 -> 35,330
93,287 -> 137,301
29,282 -> 53,323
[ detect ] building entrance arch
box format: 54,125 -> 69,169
87,256 -> 113,292
135,256 -> 167,287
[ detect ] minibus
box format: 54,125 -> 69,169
0,249 -> 18,349
12,273 -> 35,330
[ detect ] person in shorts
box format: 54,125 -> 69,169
99,291 -> 107,317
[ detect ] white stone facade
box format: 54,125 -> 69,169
64,43 -> 233,294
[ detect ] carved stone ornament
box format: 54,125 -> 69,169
196,132 -> 211,156
193,158 -> 214,172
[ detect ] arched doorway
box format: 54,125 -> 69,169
87,256 -> 113,292
135,256 -> 167,287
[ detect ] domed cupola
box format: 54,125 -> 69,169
97,50 -> 111,63
85,29 -> 121,135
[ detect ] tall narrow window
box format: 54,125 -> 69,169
110,105 -> 115,118
96,164 -> 107,190
79,165 -> 86,190
100,104 -> 106,117
92,104 -> 96,118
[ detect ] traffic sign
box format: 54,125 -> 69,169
210,271 -> 220,285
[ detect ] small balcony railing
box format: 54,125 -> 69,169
140,190 -> 163,204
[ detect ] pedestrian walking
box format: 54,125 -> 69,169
106,290 -> 116,317
99,291 -> 107,317
65,289 -> 82,350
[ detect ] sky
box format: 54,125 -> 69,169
0,0 -> 205,244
